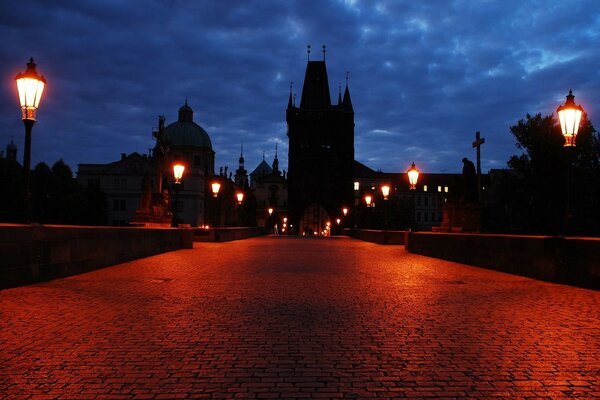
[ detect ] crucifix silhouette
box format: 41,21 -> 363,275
472,131 -> 485,203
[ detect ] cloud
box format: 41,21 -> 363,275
0,0 -> 598,175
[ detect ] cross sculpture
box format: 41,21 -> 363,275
472,131 -> 485,203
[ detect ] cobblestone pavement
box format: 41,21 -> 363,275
1,237 -> 599,399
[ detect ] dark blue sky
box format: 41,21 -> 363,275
1,0 -> 599,174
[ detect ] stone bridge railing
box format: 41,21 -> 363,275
0,224 -> 193,289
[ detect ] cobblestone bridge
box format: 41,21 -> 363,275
1,237 -> 598,399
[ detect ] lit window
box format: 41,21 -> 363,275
354,181 -> 359,191
444,186 -> 448,193
423,185 -> 428,192
437,186 -> 442,192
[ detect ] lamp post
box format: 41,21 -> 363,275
171,163 -> 185,227
211,181 -> 221,227
364,194 -> 372,228
557,90 -> 584,233
15,58 -> 46,223
381,184 -> 390,229
236,191 -> 244,226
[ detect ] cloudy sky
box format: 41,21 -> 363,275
1,0 -> 598,175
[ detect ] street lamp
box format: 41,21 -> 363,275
236,191 -> 244,204
557,90 -> 583,147
15,58 -> 46,223
364,194 -> 372,207
268,207 -> 274,216
171,163 -> 185,227
211,182 -> 221,197
342,207 -> 348,217
407,162 -> 420,190
557,90 -> 584,233
381,184 -> 390,200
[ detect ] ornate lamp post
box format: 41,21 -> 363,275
342,207 -> 348,217
171,163 -> 185,227
364,194 -> 372,229
380,184 -> 391,229
407,162 -> 420,190
15,58 -> 46,223
236,191 -> 244,226
211,181 -> 222,227
557,90 -> 584,233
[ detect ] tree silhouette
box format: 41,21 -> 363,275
507,113 -> 600,234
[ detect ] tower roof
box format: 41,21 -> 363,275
250,160 -> 272,176
165,101 -> 212,149
300,61 -> 331,110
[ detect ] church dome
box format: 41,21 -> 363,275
165,101 -> 212,149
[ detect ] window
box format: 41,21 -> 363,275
114,178 -> 127,189
423,185 -> 428,192
437,186 -> 442,192
444,186 -> 449,193
354,181 -> 359,191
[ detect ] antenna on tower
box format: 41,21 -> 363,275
322,45 -> 326,61
307,44 -> 311,61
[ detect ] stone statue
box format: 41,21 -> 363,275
461,157 -> 478,203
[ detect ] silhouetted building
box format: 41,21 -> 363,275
287,56 -> 354,234
250,148 -> 288,228
77,101 -> 215,226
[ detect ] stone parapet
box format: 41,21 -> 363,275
193,227 -> 265,242
0,224 -> 193,289
344,229 -> 407,245
406,232 -> 599,289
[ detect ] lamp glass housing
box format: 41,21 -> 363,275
236,192 -> 244,204
381,185 -> 390,199
16,58 -> 46,121
211,182 -> 221,197
557,91 -> 583,147
407,162 -> 420,190
173,164 -> 185,183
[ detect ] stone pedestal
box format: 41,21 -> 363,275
130,193 -> 172,227
433,202 -> 481,232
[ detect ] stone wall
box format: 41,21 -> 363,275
0,224 -> 193,289
193,227 -> 265,242
344,229 -> 407,245
406,232 -> 600,289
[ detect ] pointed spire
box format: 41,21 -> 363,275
322,45 -> 326,61
262,150 -> 265,161
338,83 -> 342,106
288,81 -> 293,109
307,44 -> 311,61
272,142 -> 279,174
342,71 -> 353,112
239,142 -> 245,167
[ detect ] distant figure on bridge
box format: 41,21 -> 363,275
273,223 -> 279,236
